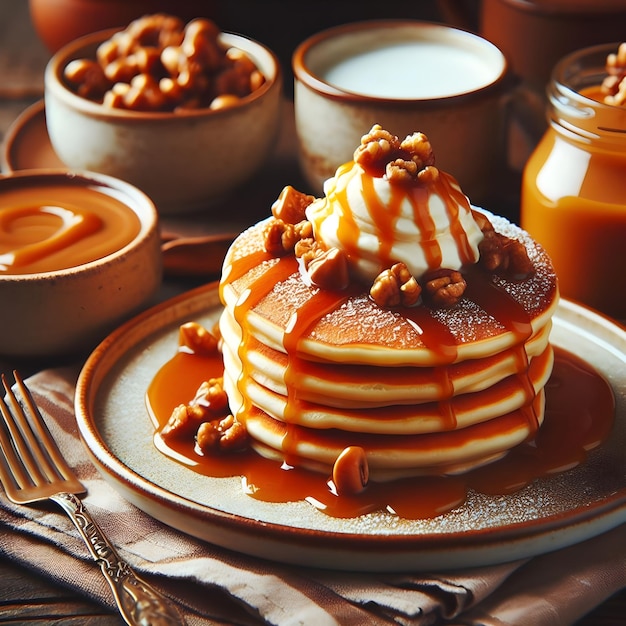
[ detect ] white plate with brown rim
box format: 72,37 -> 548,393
75,282 -> 626,572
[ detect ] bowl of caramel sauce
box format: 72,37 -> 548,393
0,169 -> 161,359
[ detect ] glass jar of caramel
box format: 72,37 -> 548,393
520,43 -> 626,320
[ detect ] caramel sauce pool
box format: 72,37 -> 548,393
146,346 -> 614,520
0,184 -> 141,274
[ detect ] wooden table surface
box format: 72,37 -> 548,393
0,2 -> 624,624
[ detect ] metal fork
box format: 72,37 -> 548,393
0,371 -> 185,625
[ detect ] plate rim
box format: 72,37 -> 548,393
74,283 -> 626,567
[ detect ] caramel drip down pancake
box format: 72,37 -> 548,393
218,211 -> 559,479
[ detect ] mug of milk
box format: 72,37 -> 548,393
292,20 -> 509,203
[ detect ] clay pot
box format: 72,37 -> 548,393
28,0 -> 220,52
438,0 -> 626,92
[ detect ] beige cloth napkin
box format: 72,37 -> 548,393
0,367 -> 624,626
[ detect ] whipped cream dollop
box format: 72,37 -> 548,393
306,127 -> 484,284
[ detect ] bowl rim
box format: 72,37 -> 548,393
0,168 -> 160,282
292,19 -> 510,107
45,26 -> 282,121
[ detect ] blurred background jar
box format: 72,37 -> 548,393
29,0 -> 219,52
520,43 -> 626,320
439,0 -> 626,94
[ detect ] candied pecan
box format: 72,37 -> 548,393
370,269 -> 400,307
478,230 -> 533,278
417,165 -> 439,185
380,131 -> 436,183
306,247 -> 349,290
353,124 -> 399,173
195,420 -> 220,450
293,237 -> 349,290
293,237 -> 318,265
332,446 -> 369,495
477,229 -> 505,272
191,378 -> 229,416
399,131 -> 435,170
271,185 -> 316,224
354,125 -> 438,184
159,404 -> 202,442
386,158 -> 419,183
64,14 -> 265,112
501,237 -> 534,278
216,416 -> 248,451
295,220 -> 313,240
178,321 -> 219,355
423,269 -> 466,307
263,218 -> 285,255
603,76 -> 626,106
370,262 -> 421,308
602,42 -> 626,105
196,414 -> 248,454
63,58 -> 110,100
263,218 -> 312,256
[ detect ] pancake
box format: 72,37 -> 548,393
218,125 -> 559,487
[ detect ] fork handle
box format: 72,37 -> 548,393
51,492 -> 185,625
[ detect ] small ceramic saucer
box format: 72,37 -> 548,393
1,100 -> 64,172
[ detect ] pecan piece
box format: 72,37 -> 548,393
178,321 -> 219,355
423,269 -> 466,307
160,404 -> 203,442
332,446 -> 369,496
271,185 -> 316,224
502,237 -> 534,278
354,125 -> 437,184
306,247 -> 349,290
353,124 -> 399,173
386,158 -> 419,183
196,414 -> 248,454
602,42 -> 626,105
294,237 -> 317,265
192,378 -> 229,416
478,230 -> 533,278
473,210 -> 534,279
370,262 -> 421,308
263,218 -> 312,256
294,238 -> 349,290
399,131 -> 435,170
160,377 -> 230,444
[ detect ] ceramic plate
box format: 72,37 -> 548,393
75,283 -> 626,572
1,100 -> 63,172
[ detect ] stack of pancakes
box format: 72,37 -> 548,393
219,210 -> 559,480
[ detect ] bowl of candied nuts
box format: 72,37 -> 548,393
44,14 -> 283,214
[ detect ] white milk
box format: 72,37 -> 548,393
322,42 -> 497,99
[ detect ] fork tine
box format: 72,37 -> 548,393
0,372 -> 84,501
0,407 -> 31,500
1,373 -> 53,487
8,372 -> 73,481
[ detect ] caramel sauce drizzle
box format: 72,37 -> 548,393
147,345 -> 615,520
324,164 -> 361,261
221,184 -> 541,474
325,165 -> 479,272
443,173 -> 479,265
148,174 -> 613,519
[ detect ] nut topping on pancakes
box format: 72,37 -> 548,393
180,125 -> 560,488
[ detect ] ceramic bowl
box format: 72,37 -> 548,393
292,20 -> 509,203
44,28 -> 283,214
0,169 -> 162,359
